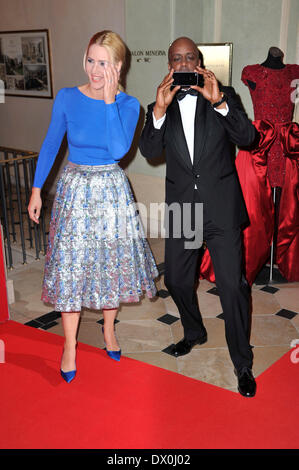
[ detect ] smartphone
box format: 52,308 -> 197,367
172,71 -> 204,88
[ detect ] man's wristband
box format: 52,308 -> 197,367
212,93 -> 227,108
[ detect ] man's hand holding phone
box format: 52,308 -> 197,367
191,66 -> 224,107
153,66 -> 226,120
153,69 -> 180,120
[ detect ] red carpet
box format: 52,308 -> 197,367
0,320 -> 298,449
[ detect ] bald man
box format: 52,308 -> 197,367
139,37 -> 257,397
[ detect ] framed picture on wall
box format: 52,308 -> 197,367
0,29 -> 53,98
197,43 -> 233,86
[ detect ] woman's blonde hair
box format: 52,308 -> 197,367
83,30 -> 126,91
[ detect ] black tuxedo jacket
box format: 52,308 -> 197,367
139,86 -> 256,230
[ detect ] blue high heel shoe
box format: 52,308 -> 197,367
102,326 -> 121,362
60,366 -> 76,383
60,345 -> 77,383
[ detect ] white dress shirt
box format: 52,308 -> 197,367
153,94 -> 229,189
153,95 -> 229,164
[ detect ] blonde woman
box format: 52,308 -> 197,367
28,31 -> 158,382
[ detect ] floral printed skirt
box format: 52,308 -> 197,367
41,162 -> 159,312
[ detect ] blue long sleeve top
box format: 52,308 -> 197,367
33,87 -> 140,188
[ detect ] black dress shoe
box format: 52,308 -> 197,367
172,333 -> 207,357
234,367 -> 256,397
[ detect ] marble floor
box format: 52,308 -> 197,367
6,236 -> 299,394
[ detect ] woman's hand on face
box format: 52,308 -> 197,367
28,189 -> 42,224
103,63 -> 120,104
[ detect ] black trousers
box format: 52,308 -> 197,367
164,190 -> 253,371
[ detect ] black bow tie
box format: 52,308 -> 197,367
176,88 -> 199,101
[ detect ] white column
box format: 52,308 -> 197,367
279,0 -> 291,57
296,20 -> 299,64
170,0 -> 176,43
214,0 -> 222,43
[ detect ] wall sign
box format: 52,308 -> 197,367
197,43 -> 233,86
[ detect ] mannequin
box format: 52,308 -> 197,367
261,46 -> 285,69
260,49 -> 285,264
246,47 -> 285,91
245,47 -> 287,268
